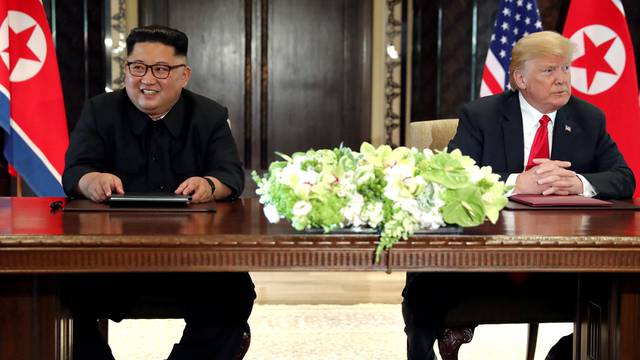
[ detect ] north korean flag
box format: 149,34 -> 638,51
0,0 -> 68,196
563,0 -> 640,197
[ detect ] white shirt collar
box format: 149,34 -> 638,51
518,92 -> 557,127
150,112 -> 169,121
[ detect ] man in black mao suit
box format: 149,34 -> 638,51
402,31 -> 635,360
62,25 -> 255,360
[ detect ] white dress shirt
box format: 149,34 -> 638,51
505,93 -> 596,197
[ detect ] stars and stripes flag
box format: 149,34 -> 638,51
479,0 -> 543,97
0,0 -> 68,196
563,0 -> 640,197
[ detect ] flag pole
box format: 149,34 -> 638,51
16,175 -> 22,197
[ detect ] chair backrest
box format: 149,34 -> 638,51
407,118 -> 459,151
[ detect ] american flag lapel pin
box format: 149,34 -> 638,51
564,125 -> 572,133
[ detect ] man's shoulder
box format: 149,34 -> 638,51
181,89 -> 227,116
463,91 -> 514,112
459,92 -> 516,125
80,91 -> 130,125
87,89 -> 127,108
564,95 -> 604,118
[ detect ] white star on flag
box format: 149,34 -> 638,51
479,0 -> 542,97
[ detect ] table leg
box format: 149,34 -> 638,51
618,275 -> 640,360
0,275 -> 72,360
577,274 -> 640,360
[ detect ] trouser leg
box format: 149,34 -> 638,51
72,318 -> 116,360
403,300 -> 439,360
167,273 -> 256,360
167,323 -> 250,360
545,333 -> 573,360
62,274 -> 133,360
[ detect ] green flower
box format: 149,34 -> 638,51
253,142 -> 509,263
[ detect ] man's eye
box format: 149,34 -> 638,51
131,64 -> 146,71
153,66 -> 170,73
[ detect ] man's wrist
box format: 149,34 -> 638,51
576,174 -> 596,197
506,173 -> 519,196
203,177 -> 216,199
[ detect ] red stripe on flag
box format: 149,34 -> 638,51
482,68 -> 504,95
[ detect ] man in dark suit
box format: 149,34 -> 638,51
402,31 -> 635,360
62,25 -> 254,360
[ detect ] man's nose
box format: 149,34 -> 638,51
554,72 -> 567,84
141,69 -> 157,84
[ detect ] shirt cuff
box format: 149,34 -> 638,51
577,174 -> 597,198
505,173 -> 519,197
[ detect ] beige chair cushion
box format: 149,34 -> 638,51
407,118 -> 459,151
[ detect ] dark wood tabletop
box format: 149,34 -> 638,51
1,196 -> 640,273
1,197 -> 640,360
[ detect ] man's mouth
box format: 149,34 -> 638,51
141,89 -> 159,95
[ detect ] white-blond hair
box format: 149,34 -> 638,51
509,31 -> 575,90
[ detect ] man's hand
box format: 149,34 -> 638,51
533,158 -> 584,195
77,172 -> 124,202
514,159 -> 583,195
175,176 -> 214,203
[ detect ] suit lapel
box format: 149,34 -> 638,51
502,93 -> 525,173
550,106 -> 574,160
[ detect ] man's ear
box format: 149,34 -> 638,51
181,66 -> 192,87
513,69 -> 527,90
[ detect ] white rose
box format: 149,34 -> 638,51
263,204 -> 281,223
292,200 -> 312,217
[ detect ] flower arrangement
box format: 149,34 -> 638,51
252,142 -> 509,262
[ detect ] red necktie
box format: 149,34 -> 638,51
525,115 -> 551,170
510,116 -> 551,285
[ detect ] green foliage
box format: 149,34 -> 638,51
253,143 -> 509,263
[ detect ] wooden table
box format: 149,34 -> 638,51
1,197 -> 639,359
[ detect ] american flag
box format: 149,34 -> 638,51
479,0 -> 543,97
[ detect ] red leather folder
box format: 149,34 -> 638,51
509,194 -> 613,207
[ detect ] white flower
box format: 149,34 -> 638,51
469,165 -> 485,183
298,169 -> 319,186
403,175 -> 425,194
252,142 -> 508,262
343,193 -> 365,227
292,200 -> 312,217
422,148 -> 434,157
417,209 -> 445,229
362,201 -> 384,228
276,164 -> 300,187
263,204 -> 281,223
355,165 -> 375,184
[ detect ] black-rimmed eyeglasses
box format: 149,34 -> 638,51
125,62 -> 186,79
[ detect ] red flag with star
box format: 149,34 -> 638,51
0,0 -> 68,195
563,0 -> 640,197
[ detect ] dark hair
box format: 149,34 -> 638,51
126,25 -> 188,57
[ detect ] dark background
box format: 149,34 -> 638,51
5,0 -> 633,197
42,0 -> 640,148
410,0 -> 640,121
